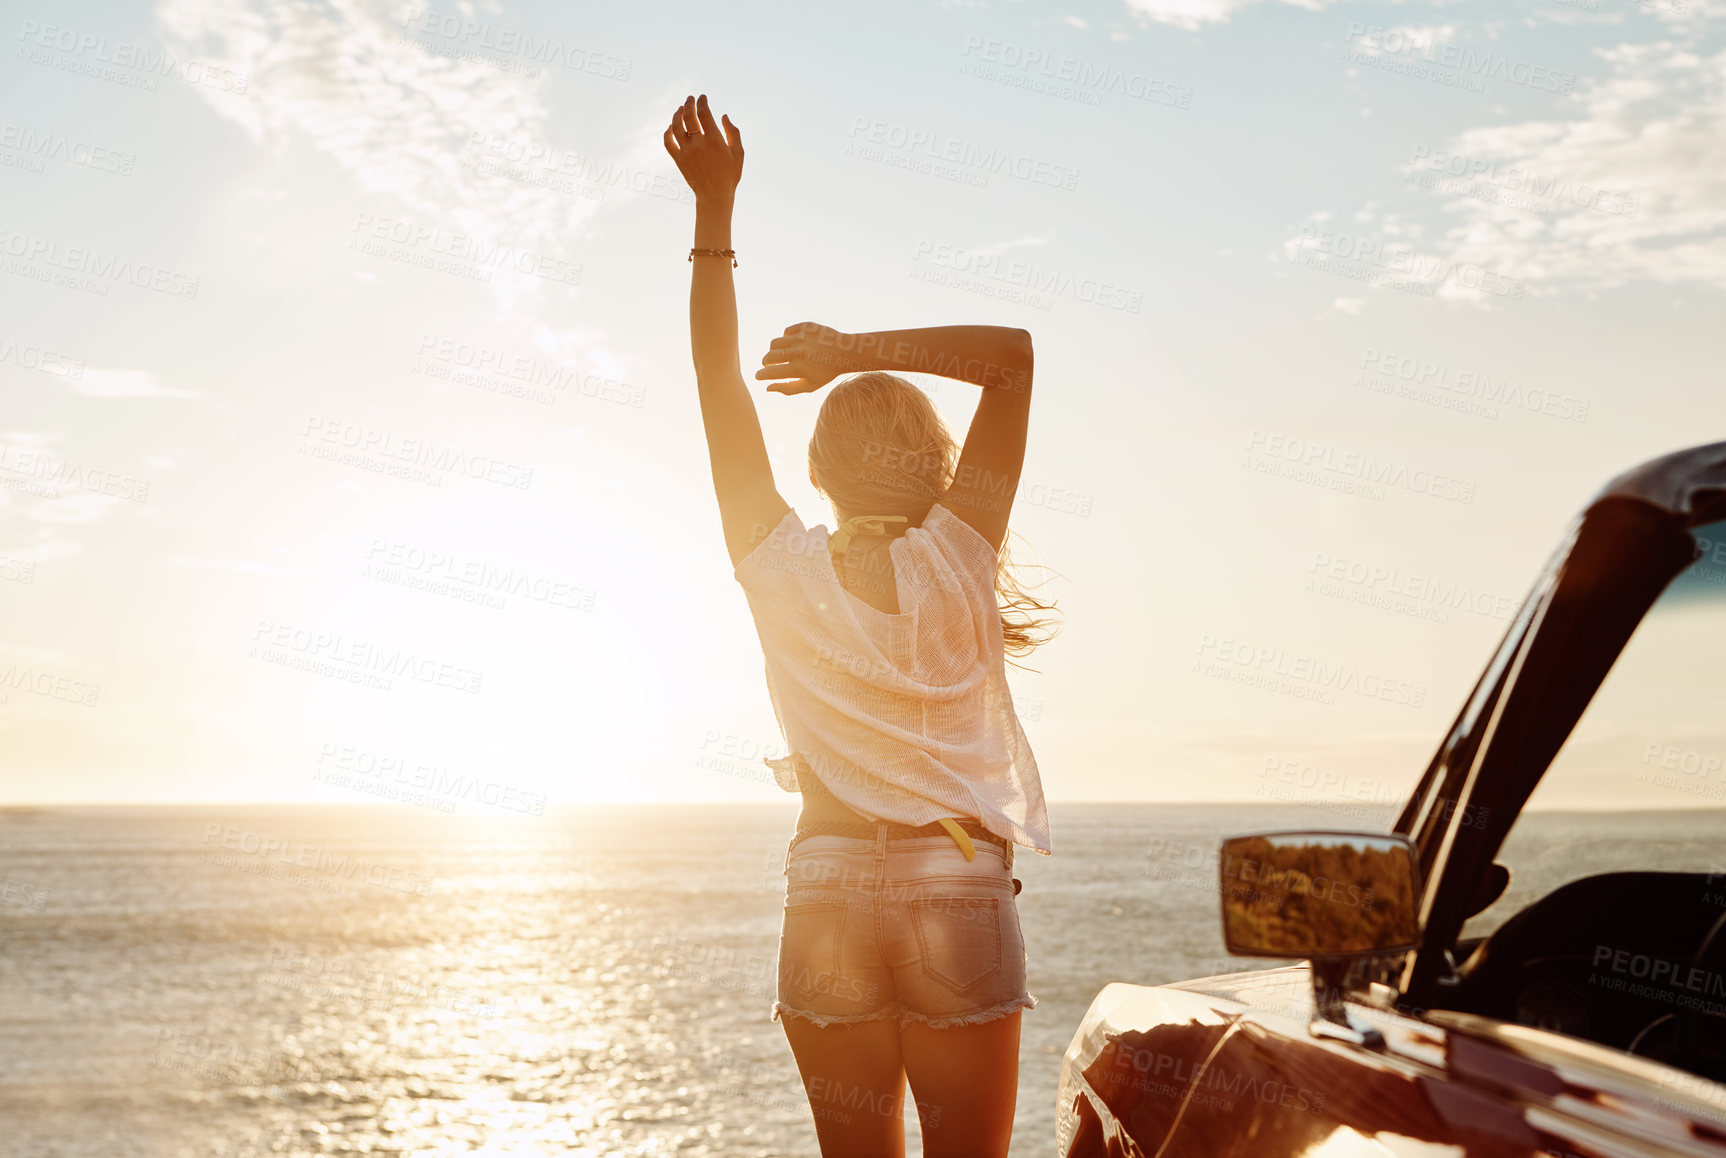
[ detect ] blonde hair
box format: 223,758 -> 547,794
807,371 -> 1059,662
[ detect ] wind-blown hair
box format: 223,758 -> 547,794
807,371 -> 1059,661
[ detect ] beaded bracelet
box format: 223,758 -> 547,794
689,247 -> 738,267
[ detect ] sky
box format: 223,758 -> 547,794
1,0 -> 1722,810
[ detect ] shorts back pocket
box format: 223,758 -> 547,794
909,896 -> 1003,994
779,900 -> 847,998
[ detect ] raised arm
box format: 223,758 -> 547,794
755,323 -> 1033,551
664,94 -> 788,568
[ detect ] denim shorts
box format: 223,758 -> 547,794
773,828 -> 1034,1029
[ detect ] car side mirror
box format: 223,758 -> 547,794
1219,830 -> 1421,958
1218,830 -> 1422,1046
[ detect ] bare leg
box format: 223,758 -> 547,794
780,1014 -> 907,1157
901,1011 -> 1021,1158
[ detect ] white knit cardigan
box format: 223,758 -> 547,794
733,502 -> 1051,854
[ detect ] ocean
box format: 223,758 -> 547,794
1,802 -> 1720,1157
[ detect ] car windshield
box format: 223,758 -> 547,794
1461,517 -> 1726,942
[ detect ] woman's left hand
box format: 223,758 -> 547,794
756,322 -> 855,395
663,94 -> 743,204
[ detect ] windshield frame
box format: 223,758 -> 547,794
1393,494 -> 1707,1008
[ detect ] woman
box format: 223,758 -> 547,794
664,94 -> 1057,1158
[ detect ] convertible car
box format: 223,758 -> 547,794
1057,441 -> 1726,1157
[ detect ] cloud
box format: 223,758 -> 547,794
1122,0 -> 1340,31
1390,41 -> 1726,293
63,368 -> 200,400
1299,29 -> 1726,300
13,492 -> 139,526
0,534 -> 82,565
151,0 -> 664,313
1122,0 -> 1716,33
1531,6 -> 1630,28
0,434 -> 153,531
1280,207 -> 1527,305
1340,23 -> 1458,59
0,642 -> 93,665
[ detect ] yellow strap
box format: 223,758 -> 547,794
828,514 -> 908,558
937,818 -> 976,861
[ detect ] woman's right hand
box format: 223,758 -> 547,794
755,322 -> 856,395
663,93 -> 743,205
